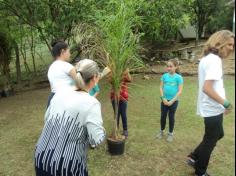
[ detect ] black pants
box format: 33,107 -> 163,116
190,114 -> 224,175
112,100 -> 128,131
160,101 -> 178,133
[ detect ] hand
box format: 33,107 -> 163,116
167,100 -> 174,106
162,99 -> 169,106
224,104 -> 233,116
101,66 -> 111,77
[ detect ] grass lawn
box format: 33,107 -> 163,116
0,75 -> 234,176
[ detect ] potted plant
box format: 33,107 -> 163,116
97,1 -> 143,155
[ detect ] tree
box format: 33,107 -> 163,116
0,30 -> 13,95
136,0 -> 191,41
96,0 -> 143,143
205,1 -> 235,34
189,0 -> 222,40
0,0 -> 98,51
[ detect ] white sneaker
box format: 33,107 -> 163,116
166,134 -> 173,142
156,131 -> 164,139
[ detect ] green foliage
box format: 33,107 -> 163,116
97,1 -> 143,92
0,0 -> 99,49
188,0 -> 230,38
0,30 -> 12,66
136,0 -> 191,41
95,0 -> 144,138
0,29 -> 13,89
206,4 -> 234,34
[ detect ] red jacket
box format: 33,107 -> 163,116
110,72 -> 131,101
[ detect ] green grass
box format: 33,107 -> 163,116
0,75 -> 234,176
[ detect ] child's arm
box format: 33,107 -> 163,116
168,84 -> 183,106
94,92 -> 99,98
160,81 -> 168,105
100,66 -> 111,79
123,69 -> 132,82
93,85 -> 100,98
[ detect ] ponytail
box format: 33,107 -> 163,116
76,71 -> 86,90
51,40 -> 68,59
75,59 -> 100,90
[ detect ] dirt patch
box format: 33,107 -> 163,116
142,51 -> 235,76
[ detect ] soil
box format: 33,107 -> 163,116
147,53 -> 235,76
140,42 -> 235,76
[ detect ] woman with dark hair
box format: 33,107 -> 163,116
47,40 -> 78,107
35,59 -> 106,176
186,30 -> 234,176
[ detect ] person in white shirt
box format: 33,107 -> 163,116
47,40 -> 78,107
35,59 -> 105,176
186,30 -> 235,176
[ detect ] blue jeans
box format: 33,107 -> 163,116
111,100 -> 128,131
160,101 -> 178,133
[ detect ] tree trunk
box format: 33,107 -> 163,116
14,41 -> 21,84
112,94 -> 119,139
20,38 -> 31,74
29,27 -> 36,75
1,61 -> 13,97
38,28 -> 52,51
195,24 -> 199,46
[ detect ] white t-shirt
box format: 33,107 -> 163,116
48,60 -> 76,93
197,53 -> 225,117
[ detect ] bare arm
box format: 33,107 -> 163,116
169,84 -> 183,105
160,81 -> 164,97
203,80 -> 224,105
203,80 -> 232,115
69,67 -> 80,89
160,81 -> 168,105
93,92 -> 99,98
69,67 -> 78,81
123,71 -> 132,82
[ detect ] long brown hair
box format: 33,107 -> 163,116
202,30 -> 235,58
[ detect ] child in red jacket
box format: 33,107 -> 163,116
110,69 -> 132,138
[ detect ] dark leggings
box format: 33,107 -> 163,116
160,101 -> 178,133
112,100 -> 128,131
190,114 -> 224,175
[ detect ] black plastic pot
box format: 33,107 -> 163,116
107,138 -> 125,155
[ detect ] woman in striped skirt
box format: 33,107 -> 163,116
34,59 -> 106,176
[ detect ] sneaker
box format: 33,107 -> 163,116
123,130 -> 128,138
166,133 -> 173,142
156,131 -> 164,139
195,172 -> 210,176
186,157 -> 196,168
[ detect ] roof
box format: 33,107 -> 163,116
179,26 -> 196,39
